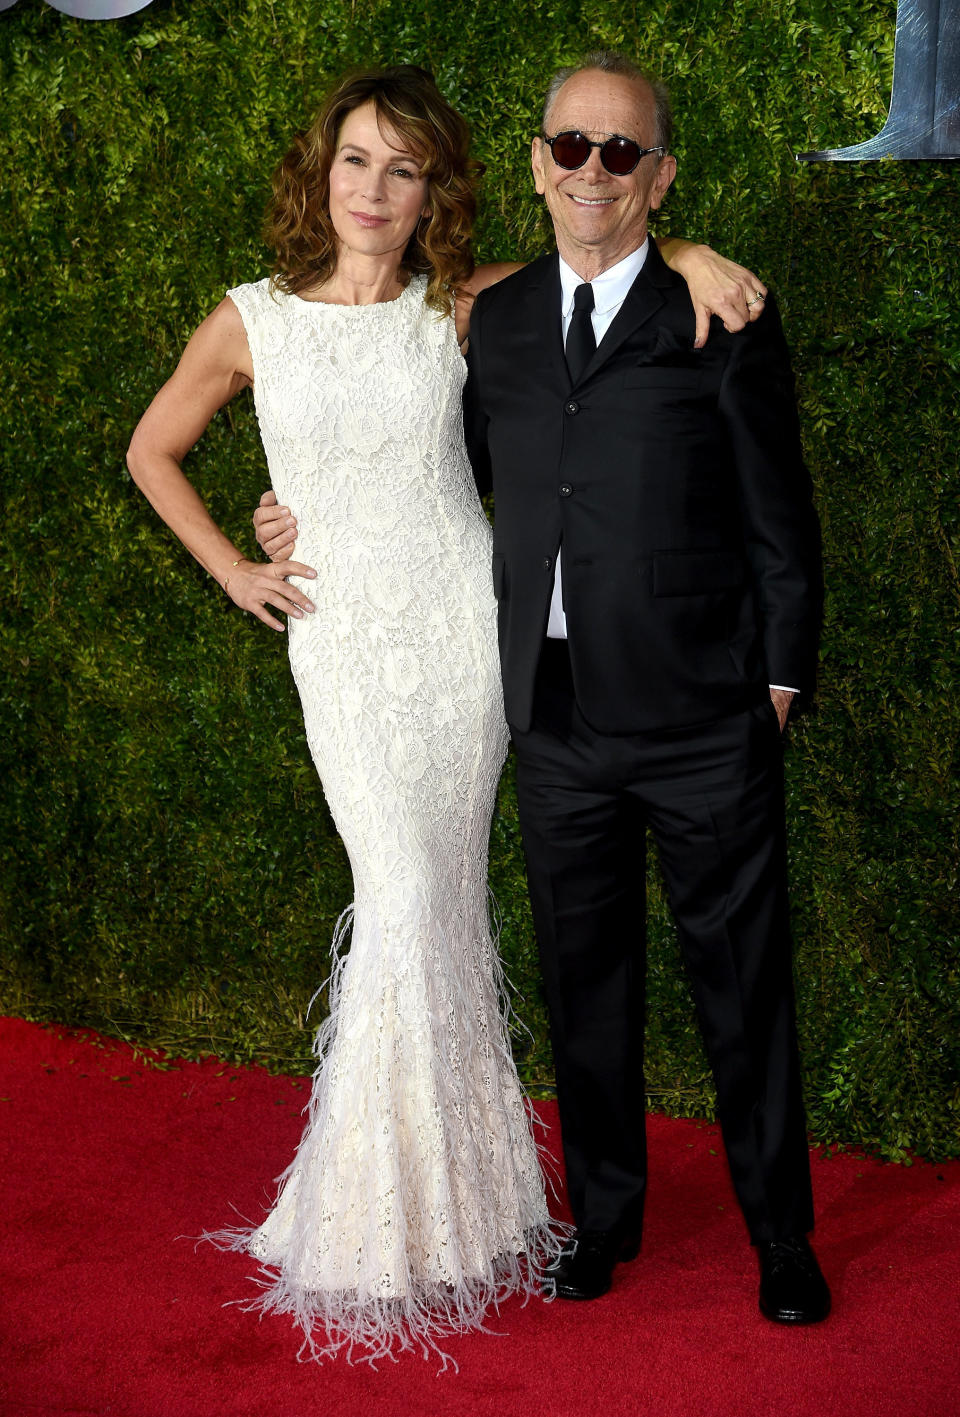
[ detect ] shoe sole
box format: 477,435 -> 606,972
759,1297 -> 832,1324
553,1281 -> 612,1301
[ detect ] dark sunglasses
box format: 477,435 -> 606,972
542,129 -> 665,176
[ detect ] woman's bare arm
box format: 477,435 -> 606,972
126,298 -> 317,631
452,244 -> 767,350
656,236 -> 768,347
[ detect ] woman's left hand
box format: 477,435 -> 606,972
659,239 -> 768,348
224,557 -> 317,632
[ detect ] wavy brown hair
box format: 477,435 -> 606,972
266,65 -> 481,316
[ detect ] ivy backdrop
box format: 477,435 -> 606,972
1,0 -> 958,1160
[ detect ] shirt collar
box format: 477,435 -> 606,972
558,239 -> 650,318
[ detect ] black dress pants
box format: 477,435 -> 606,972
511,640 -> 814,1246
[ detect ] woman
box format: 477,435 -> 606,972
127,64 -> 768,1364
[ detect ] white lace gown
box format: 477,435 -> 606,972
220,274 -> 557,1363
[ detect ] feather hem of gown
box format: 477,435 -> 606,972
203,904 -> 571,1367
206,1216 -> 566,1369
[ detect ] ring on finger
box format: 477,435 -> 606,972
747,291 -> 766,307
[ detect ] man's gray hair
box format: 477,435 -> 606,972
541,50 -> 673,153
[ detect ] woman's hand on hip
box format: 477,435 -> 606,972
224,557 -> 317,632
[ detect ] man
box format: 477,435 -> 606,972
461,51 -> 828,1324
255,52 -> 828,1324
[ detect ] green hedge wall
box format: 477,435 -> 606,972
2,0 -> 958,1160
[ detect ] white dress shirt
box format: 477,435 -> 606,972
545,242 -> 797,696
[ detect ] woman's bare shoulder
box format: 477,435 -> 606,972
461,261 -> 526,298
205,293 -> 251,338
173,295 -> 254,386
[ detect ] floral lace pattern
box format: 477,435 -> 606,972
212,276 -> 561,1364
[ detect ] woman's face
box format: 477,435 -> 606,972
327,101 -> 430,263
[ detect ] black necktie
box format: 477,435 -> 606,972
565,282 -> 596,384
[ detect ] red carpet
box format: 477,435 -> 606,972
2,1016 -> 958,1417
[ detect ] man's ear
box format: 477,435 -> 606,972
531,135 -> 547,196
649,154 -> 677,211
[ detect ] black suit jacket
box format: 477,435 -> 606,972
464,242 -> 822,735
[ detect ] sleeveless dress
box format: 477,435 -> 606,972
219,274 -> 558,1364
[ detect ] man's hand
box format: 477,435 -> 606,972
659,239 -> 768,349
253,489 -> 301,561
769,688 -> 795,733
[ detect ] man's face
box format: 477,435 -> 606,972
531,70 -> 676,275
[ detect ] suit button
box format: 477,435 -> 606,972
542,557 -> 552,571
564,400 -> 580,415
559,483 -> 573,497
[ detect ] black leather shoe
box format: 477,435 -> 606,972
758,1236 -> 831,1324
544,1229 -> 642,1301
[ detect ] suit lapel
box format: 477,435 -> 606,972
577,239 -> 674,384
523,243 -> 678,388
524,254 -> 570,389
